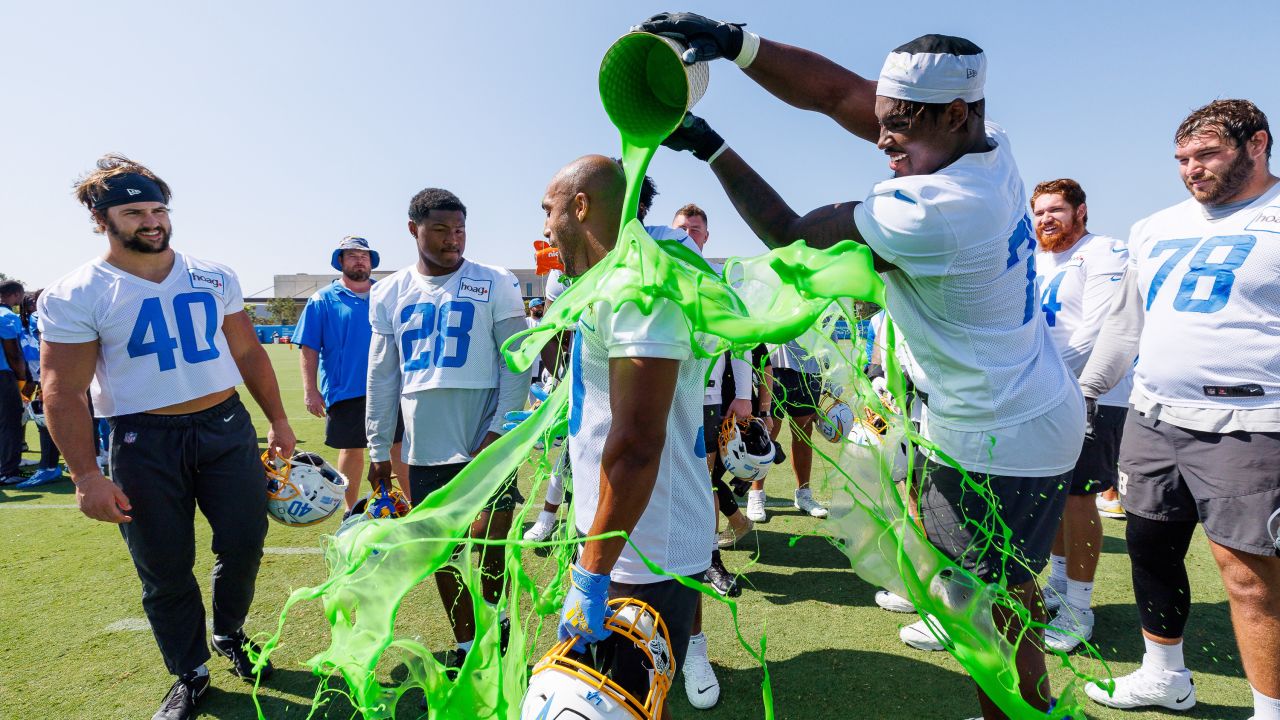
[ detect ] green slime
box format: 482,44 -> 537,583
255,33 -> 1111,720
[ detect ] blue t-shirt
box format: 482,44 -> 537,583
0,307 -> 21,374
293,280 -> 373,407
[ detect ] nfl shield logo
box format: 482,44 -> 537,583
124,432 -> 138,444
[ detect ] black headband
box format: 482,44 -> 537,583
91,172 -> 167,210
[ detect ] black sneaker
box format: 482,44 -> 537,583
152,671 -> 210,720
705,551 -> 741,598
423,648 -> 469,708
211,630 -> 274,681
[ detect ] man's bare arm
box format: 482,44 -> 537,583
744,39 -> 880,142
299,345 -> 325,417
708,148 -> 895,271
578,356 -> 679,575
43,338 -> 133,523
224,311 -> 296,458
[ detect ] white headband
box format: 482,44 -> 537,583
876,50 -> 986,104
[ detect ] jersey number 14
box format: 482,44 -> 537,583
127,293 -> 222,371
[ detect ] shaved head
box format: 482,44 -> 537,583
541,155 -> 629,277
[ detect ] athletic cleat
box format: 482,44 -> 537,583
523,511 -> 557,542
1045,606 -> 1095,652
682,634 -> 720,709
875,590 -> 916,613
794,488 -> 828,518
15,466 -> 65,488
211,630 -> 273,681
900,618 -> 951,652
1085,663 -> 1195,710
717,519 -> 754,549
745,490 -> 768,522
1042,584 -> 1067,614
1096,494 -> 1125,519
19,457 -> 38,467
152,670 -> 210,720
705,553 -> 741,597
0,475 -> 24,486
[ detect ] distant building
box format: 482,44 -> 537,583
253,269 -> 549,308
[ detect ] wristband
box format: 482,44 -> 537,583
734,31 -> 761,68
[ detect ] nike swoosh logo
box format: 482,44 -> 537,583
697,685 -> 716,694
1176,690 -> 1192,703
223,415 -> 235,422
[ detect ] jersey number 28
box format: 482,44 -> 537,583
127,293 -> 222,371
400,301 -> 474,371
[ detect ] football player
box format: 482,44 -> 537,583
0,279 -> 27,486
1079,99 -> 1280,720
365,187 -> 528,670
638,17 -> 1084,717
542,155 -> 714,720
1031,178 -> 1131,653
38,154 -> 296,720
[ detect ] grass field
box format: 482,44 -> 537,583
0,345 -> 1254,719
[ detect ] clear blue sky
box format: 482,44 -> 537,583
6,0 -> 1278,297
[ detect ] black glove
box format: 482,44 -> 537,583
632,11 -> 746,64
1084,396 -> 1098,441
663,112 -> 725,162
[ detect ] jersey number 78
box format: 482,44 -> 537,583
1146,234 -> 1255,314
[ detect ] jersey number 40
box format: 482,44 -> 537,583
127,293 -> 221,371
400,301 -> 474,371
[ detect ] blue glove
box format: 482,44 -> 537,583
559,563 -> 613,651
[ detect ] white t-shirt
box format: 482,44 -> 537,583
1128,182 -> 1280,410
1037,233 -> 1133,407
38,252 -> 245,417
369,260 -> 526,393
568,285 -> 712,582
854,122 -> 1083,476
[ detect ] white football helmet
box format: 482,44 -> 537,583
719,415 -> 775,481
264,452 -> 348,527
521,597 -> 675,720
817,395 -> 855,443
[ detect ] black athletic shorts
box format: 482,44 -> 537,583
584,575 -> 702,703
1119,412 -> 1280,556
1068,405 -> 1126,495
408,462 -> 521,513
772,367 -> 822,419
919,461 -> 1071,586
325,396 -> 404,449
703,404 -> 722,458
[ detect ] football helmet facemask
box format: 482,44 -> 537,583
521,597 -> 675,720
264,451 -> 348,526
719,414 -> 775,481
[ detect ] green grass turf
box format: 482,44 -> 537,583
0,345 -> 1254,719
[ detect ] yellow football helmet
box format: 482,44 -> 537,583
521,597 -> 675,720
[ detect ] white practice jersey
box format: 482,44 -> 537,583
854,122 -> 1083,475
38,252 -> 245,417
370,260 -> 526,393
569,235 -> 713,584
1037,233 -> 1133,407
1130,182 -> 1280,410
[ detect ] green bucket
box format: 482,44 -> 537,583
599,33 -> 710,146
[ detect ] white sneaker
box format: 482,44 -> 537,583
523,511 -> 557,542
1085,662 -> 1195,710
875,590 -> 916,613
1096,494 -> 1125,519
19,457 -> 39,467
682,635 -> 719,709
1042,584 -> 1067,614
717,519 -> 754,549
900,618 -> 950,652
1044,606 -> 1095,652
794,488 -> 828,518
746,490 -> 768,522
